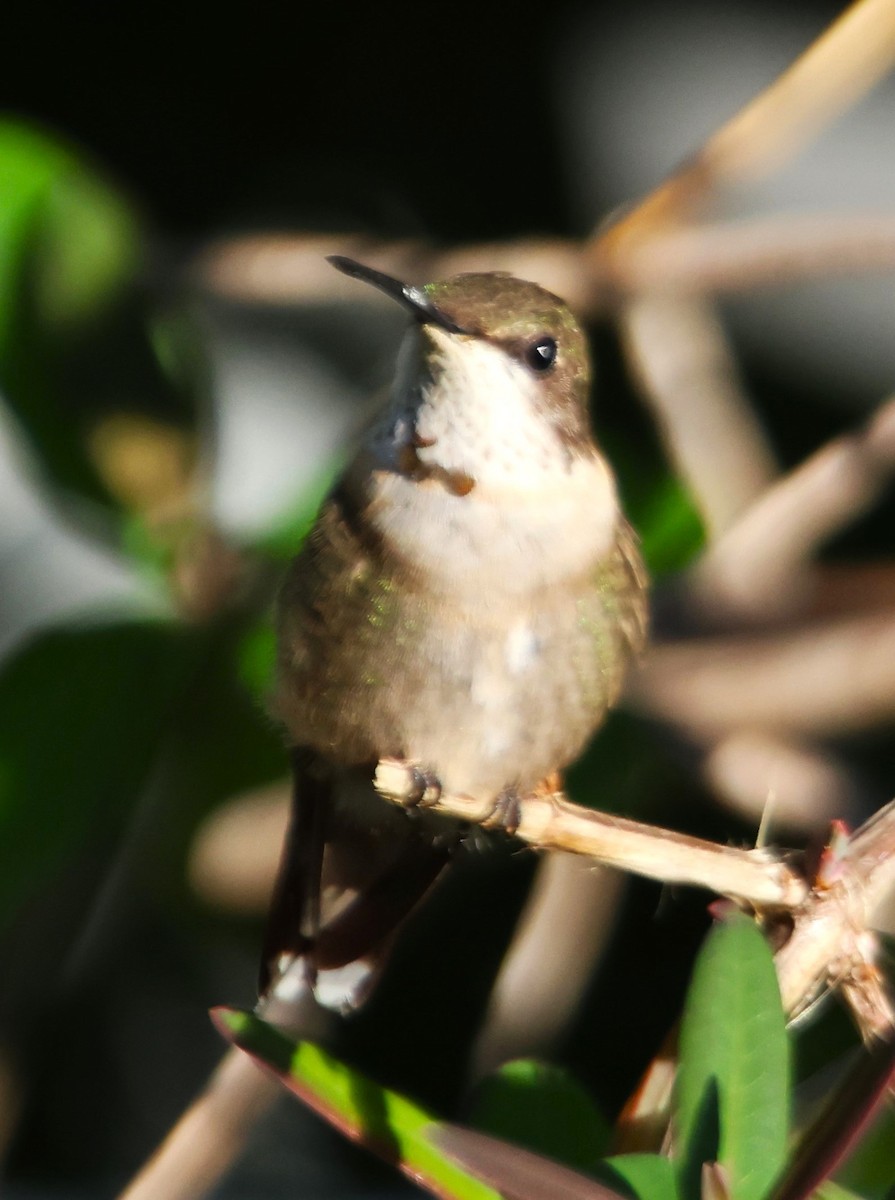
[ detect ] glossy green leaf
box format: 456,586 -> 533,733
215,1007 -> 501,1200
0,620 -> 198,935
467,1058 -> 609,1172
675,915 -> 790,1200
601,1153 -> 679,1200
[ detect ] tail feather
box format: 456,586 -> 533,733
261,749 -> 455,1012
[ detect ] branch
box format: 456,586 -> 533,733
691,395 -> 895,620
117,970 -> 331,1200
619,294 -> 778,533
591,0 -> 895,252
373,760 -> 806,908
469,857 -> 624,1080
608,213 -> 895,295
774,799 -> 895,1025
375,761 -> 895,1036
630,608 -> 895,740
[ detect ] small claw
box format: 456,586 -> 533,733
404,764 -> 443,808
483,786 -> 523,836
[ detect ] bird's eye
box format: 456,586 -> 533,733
525,336 -> 557,372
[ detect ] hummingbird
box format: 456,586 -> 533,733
262,256 -> 648,1012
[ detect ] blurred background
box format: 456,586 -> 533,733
2,0 -> 895,1196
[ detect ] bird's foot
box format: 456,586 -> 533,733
482,785 -> 524,836
401,762 -> 444,808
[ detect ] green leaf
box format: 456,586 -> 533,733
0,620 -> 198,935
0,118 -> 140,343
0,120 -> 145,503
467,1058 -> 610,1171
675,915 -> 790,1200
236,618 -> 277,700
215,1007 -> 501,1200
601,1153 -> 679,1200
0,120 -> 139,345
604,428 -> 705,578
633,473 -> 705,577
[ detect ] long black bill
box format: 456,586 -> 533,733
327,255 -> 465,334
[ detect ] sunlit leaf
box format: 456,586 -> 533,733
467,1058 -> 609,1171
675,915 -> 790,1200
215,1006 -> 501,1200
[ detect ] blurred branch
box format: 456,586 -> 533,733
700,731 -> 859,833
192,233 -> 592,313
619,294 -> 777,533
188,780 -> 288,913
119,972 -> 330,1200
631,607 -> 895,739
118,1048 -> 280,1200
591,0 -> 895,250
608,213 -> 895,294
193,214 -> 895,311
691,394 -> 895,620
469,857 -> 625,1080
373,760 -> 805,908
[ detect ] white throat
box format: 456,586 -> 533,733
365,326 -> 621,599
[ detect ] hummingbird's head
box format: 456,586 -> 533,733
328,257 -> 594,457
327,257 -> 621,593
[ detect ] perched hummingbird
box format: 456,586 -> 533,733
262,257 -> 648,1011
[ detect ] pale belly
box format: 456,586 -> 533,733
280,572 -> 621,802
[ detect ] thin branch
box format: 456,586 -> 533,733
609,213 -> 895,295
592,0 -> 895,252
469,857 -> 625,1080
117,974 -> 331,1200
193,214 -> 895,314
630,608 -> 895,740
118,1049 -> 280,1200
375,761 -> 895,1033
373,760 -> 806,908
691,395 -> 895,620
619,294 -> 778,533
